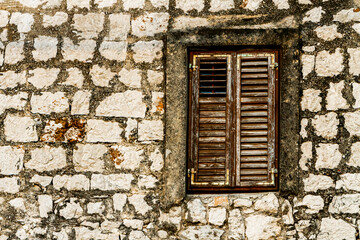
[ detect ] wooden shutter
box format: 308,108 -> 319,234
235,52 -> 278,187
188,53 -> 232,187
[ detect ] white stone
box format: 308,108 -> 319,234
0,146 -> 24,175
16,0 -> 61,8
254,193 -> 279,213
312,112 -> 339,139
326,81 -> 349,110
303,7 -> 324,23
138,120 -> 164,141
42,12 -> 68,27
73,13 -> 104,39
329,194 -> 360,214
9,198 -> 25,211
315,49 -> 344,77
60,199 -> 83,219
132,13 -> 169,37
348,48 -> 360,76
336,173 -> 360,191
151,92 -> 164,114
138,175 -> 158,189
107,14 -> 131,41
209,0 -> 234,11
315,25 -> 343,41
71,91 -> 91,115
128,194 -> 152,215
31,92 -> 69,114
0,177 -> 20,193
245,215 -> 281,240
176,0 -> 204,12
317,218 -> 355,240
228,209 -> 245,239
73,144 -> 107,172
245,0 -> 263,11
299,142 -> 312,171
110,145 -> 144,170
38,195 -> 52,218
33,36 -> 58,61
301,55 -> 315,78
0,71 -> 26,89
150,0 -> 168,8
209,208 -> 226,226
352,83 -> 360,108
87,202 -> 104,214
150,147 -> 164,171
187,199 -> 206,223
125,118 -> 137,140
10,13 -> 34,33
53,229 -> 69,240
234,198 -> 253,208
63,68 -> 84,88
94,0 -> 117,8
132,40 -> 163,63
147,70 -> 163,86
113,193 -> 127,212
90,65 -> 116,87
26,146 -> 67,172
333,8 -> 360,23
301,88 -> 321,112
272,0 -> 289,9
173,16 -> 209,30
99,41 -> 127,61
62,38 -> 96,62
96,91 -> 146,118
300,118 -> 309,138
348,142 -> 360,167
91,174 -> 134,191
4,115 -> 38,142
128,231 -> 149,240
295,195 -> 324,214
4,41 -> 24,64
53,175 -> 90,191
122,0 -> 145,10
353,23 -> 360,34
344,111 -> 360,136
159,207 -> 182,230
304,174 -> 334,192
0,92 -> 28,115
123,219 -> 144,230
86,119 -> 123,143
282,200 -> 294,225
30,175 -> 52,187
158,230 -> 167,239
74,227 -> 115,240
101,220 -> 121,231
119,69 -> 142,88
28,68 -> 60,88
67,0 -> 90,10
180,225 -> 224,240
303,46 -> 315,52
0,10 -> 9,27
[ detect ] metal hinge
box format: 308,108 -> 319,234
189,63 -> 192,69
270,62 -> 278,69
256,168 -> 278,186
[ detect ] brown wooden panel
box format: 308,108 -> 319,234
240,162 -> 268,168
241,130 -> 268,136
199,130 -> 226,137
241,149 -> 268,155
198,143 -> 226,150
241,61 -> 268,66
240,97 -> 268,103
241,117 -> 268,123
241,104 -> 268,110
199,123 -> 226,130
241,143 -> 268,149
199,104 -> 226,111
241,74 -> 268,79
200,111 -> 226,117
241,136 -> 267,143
241,123 -> 268,129
240,169 -> 268,175
199,117 -> 226,124
241,79 -> 268,85
199,97 -> 226,103
241,111 -> 268,117
242,85 -> 268,91
241,67 -> 268,73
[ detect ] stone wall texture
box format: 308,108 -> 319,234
0,0 -> 359,239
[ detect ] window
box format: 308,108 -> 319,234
187,49 -> 279,193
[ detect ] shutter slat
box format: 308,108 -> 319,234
200,104 -> 226,111
241,162 -> 268,168
241,123 -> 268,129
241,61 -> 268,66
240,169 -> 268,175
241,143 -> 268,149
241,104 -> 268,110
199,117 -> 226,124
241,111 -> 268,117
199,130 -> 226,137
242,85 -> 268,91
199,124 -> 226,130
199,143 -> 226,149
241,97 -> 268,103
199,97 -> 226,103
241,67 -> 268,73
241,117 -> 268,123
242,79 -> 269,85
241,130 -> 268,136
200,111 -> 226,117
241,137 -> 268,142
241,149 -> 268,155
241,74 -> 268,79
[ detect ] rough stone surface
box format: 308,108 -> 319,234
128,194 -> 152,215
73,144 -> 107,172
110,145 -> 144,170
300,142 -> 312,171
326,81 -> 349,110
317,218 -> 355,240
113,193 -> 127,212
132,40 -> 163,63
86,119 -> 123,143
344,111 -> 360,136
10,13 -> 34,33
107,14 -> 131,41
176,0 -> 204,12
301,55 -> 315,78
67,0 -> 90,10
254,193 -> 279,213
245,215 -> 281,240
4,41 -> 24,64
26,146 -> 67,172
90,65 -> 116,87
53,175 -> 90,191
33,36 -> 58,61
150,147 -> 164,172
99,41 -> 127,61
31,92 -> 69,114
4,115 -> 38,142
28,68 -> 60,89
42,12 -> 68,27
62,68 -> 84,88
91,174 -> 134,191
304,174 -> 334,192
0,146 -> 24,175
138,120 -> 164,141
244,0 -> 263,11
295,195 -> 324,214
71,91 -> 91,115
315,49 -> 344,77
315,143 -> 342,169
62,38 -> 96,62
209,0 -> 234,12
272,0 -> 289,9
228,209 -> 245,239
312,112 -> 338,139
333,8 -> 360,23
60,199 -> 83,219
0,92 -> 28,115
315,25 -> 343,41
348,48 -> 360,76
301,88 -> 321,112
329,194 -> 360,214
72,13 -> 104,39
187,199 -> 206,224
179,225 -> 224,240
0,71 -> 26,89
209,208 -> 226,226
132,13 -> 169,37
336,173 -> 360,191
38,195 -> 52,218
0,177 -> 20,193
303,7 -> 324,23
122,0 -> 145,10
118,69 -> 142,88
348,142 -> 360,167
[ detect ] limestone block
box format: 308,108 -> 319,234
73,144 -> 107,172
87,202 -> 104,214
53,175 -> 90,191
42,12 -> 68,27
317,218 -> 355,240
94,0 -> 117,8
344,111 -> 360,136
333,8 -> 360,23
10,13 -> 34,33
245,215 -> 281,240
186,199 -> 206,223
73,13 -> 104,39
0,92 -> 28,115
107,14 -> 131,41
132,40 -> 163,63
62,68 -> 84,88
74,227 -> 118,240
348,142 -> 360,167
91,174 -> 134,191
147,70 -> 163,86
9,198 -> 25,211
122,0 -> 145,10
254,193 -> 279,213
132,13 -> 169,37
86,119 -> 123,143
96,91 -> 146,118
125,118 -> 137,140
110,145 -> 144,170
352,83 -> 360,108
138,175 -> 158,189
67,0 -> 90,10
71,91 -> 91,115
282,200 -> 294,225
303,46 -> 315,52
315,49 -> 343,77
299,142 -> 312,171
26,146 -> 67,172
272,0 -> 289,9
33,36 -> 58,61
28,68 -> 60,88
300,118 -> 309,138
304,174 -> 334,192
348,48 -> 360,76
90,65 -> 116,87
151,92 -> 164,114
228,209 -> 245,239
62,38 -> 96,62
128,231 -> 149,240
303,7 -> 324,23
301,55 -> 315,78
0,177 -> 20,193
150,0 -> 168,8
173,16 -> 209,30
0,146 -> 24,175
179,225 -> 224,240
245,0 -> 263,11
159,207 -> 182,229
150,147 -> 164,171
119,69 -> 141,88
4,115 -> 38,142
336,173 -> 360,191
31,92 -> 69,114
0,10 -> 9,27
101,220 -> 121,231
4,41 -> 24,64
113,193 -> 127,212
315,25 -> 343,41
30,175 -> 52,187
301,88 -> 321,112
329,194 -> 360,214
353,23 -> 360,34
99,41 -> 127,61
234,198 -> 253,208
312,113 -> 338,139
38,195 -> 52,218
326,81 -> 349,110
138,120 -> 164,141
316,143 -> 341,169
60,199 -> 83,219
128,194 -> 152,215
209,0 -> 234,11
176,0 -> 204,12
295,195 -> 324,213
0,71 -> 26,89
209,208 -> 226,226
123,219 -> 144,230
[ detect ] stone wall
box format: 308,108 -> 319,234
0,0 -> 359,239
